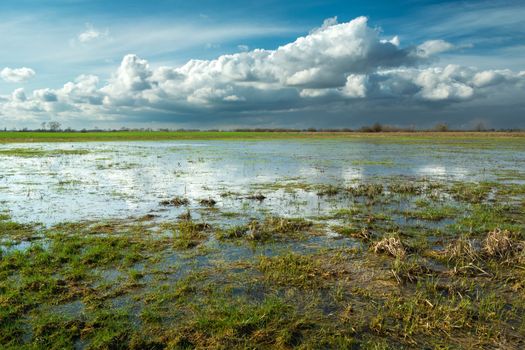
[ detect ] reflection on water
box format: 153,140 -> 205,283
0,140 -> 522,225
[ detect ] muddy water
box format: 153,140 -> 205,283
0,140 -> 522,225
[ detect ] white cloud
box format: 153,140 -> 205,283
311,16 -> 339,33
342,74 -> 368,98
1,16 -> 524,127
1,67 -> 36,82
472,70 -> 509,88
100,54 -> 153,107
223,95 -> 246,102
78,23 -> 108,43
416,39 -> 455,58
12,88 -> 27,102
33,88 -> 58,102
371,64 -> 523,102
381,36 -> 400,47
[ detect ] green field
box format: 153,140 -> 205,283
0,130 -> 524,143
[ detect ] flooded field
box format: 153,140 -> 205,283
1,136 -> 525,349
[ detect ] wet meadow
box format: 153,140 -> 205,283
1,132 -> 524,349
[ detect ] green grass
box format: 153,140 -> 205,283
404,200 -> 458,221
217,216 -> 313,242
0,130 -> 524,144
258,252 -> 349,289
0,148 -> 90,157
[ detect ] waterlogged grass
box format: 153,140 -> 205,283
0,148 -> 90,157
405,200 -> 458,221
1,177 -> 525,349
217,216 -> 313,242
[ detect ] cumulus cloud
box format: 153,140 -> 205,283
1,16 -> 524,127
1,67 -> 36,82
370,65 -> 524,102
12,88 -> 27,102
33,88 -> 58,102
342,74 -> 368,98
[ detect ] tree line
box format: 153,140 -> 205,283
1,122 -> 522,133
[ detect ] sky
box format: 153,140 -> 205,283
0,0 -> 524,129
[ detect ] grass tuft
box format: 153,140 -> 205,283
160,196 -> 189,206
482,228 -> 523,261
373,236 -> 406,259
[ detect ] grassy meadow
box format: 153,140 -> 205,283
0,130 -> 524,143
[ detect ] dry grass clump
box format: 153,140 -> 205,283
316,184 -> 340,196
388,182 -> 422,195
372,236 -> 406,259
217,217 -> 312,242
444,236 -> 479,264
482,228 -> 523,261
352,227 -> 371,241
442,229 -> 524,274
178,209 -> 192,221
391,258 -> 431,284
347,183 -> 383,198
249,217 -> 312,240
216,225 -> 248,239
160,196 -> 189,206
199,198 -> 217,207
246,193 -> 266,201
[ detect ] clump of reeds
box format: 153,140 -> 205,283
482,228 -> 523,261
217,225 -> 248,239
483,228 -> 517,258
316,185 -> 340,196
373,236 -> 406,259
216,216 -> 312,242
246,193 -> 266,201
351,227 -> 371,241
178,210 -> 191,221
388,182 -> 422,195
161,220 -> 211,249
160,196 -> 189,206
444,236 -> 479,264
199,198 -> 217,207
347,183 -> 383,198
391,257 -> 430,284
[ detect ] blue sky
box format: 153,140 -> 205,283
0,0 -> 524,129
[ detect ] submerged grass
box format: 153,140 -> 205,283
217,216 -> 313,242
0,148 -> 89,157
258,252 -> 350,289
161,220 -> 211,249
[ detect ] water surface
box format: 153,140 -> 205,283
0,139 -> 522,225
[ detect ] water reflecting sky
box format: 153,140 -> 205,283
0,140 -> 522,225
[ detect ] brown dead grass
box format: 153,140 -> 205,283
373,237 -> 406,259
445,236 -> 479,264
483,229 -> 515,258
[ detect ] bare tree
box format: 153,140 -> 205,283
433,123 -> 449,132
48,121 -> 61,132
41,122 -> 47,131
371,122 -> 383,132
474,121 -> 487,132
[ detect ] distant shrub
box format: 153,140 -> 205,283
433,123 -> 449,132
